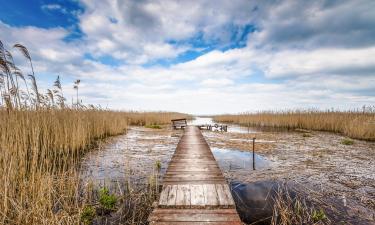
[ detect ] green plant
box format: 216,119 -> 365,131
155,160 -> 162,171
341,138 -> 354,145
99,187 -> 117,210
145,124 -> 162,129
312,208 -> 327,222
81,206 -> 96,225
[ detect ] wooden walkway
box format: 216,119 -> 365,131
149,126 -> 242,224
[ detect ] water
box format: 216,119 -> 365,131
212,147 -> 270,171
230,180 -> 281,224
80,127 -> 181,191
189,116 -> 285,133
188,117 -> 213,125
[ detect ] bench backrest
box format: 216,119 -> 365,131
171,119 -> 187,128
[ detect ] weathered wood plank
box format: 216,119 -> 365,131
159,185 -> 171,206
223,184 -> 235,206
176,185 -> 191,207
204,184 -> 219,207
167,185 -> 177,206
215,184 -> 235,208
190,185 -> 205,208
149,209 -> 241,223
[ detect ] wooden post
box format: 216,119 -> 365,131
252,137 -> 256,170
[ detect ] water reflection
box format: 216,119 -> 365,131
231,180 -> 280,224
212,147 -> 270,171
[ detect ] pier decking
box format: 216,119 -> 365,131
149,126 -> 241,224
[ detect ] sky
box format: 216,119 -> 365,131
0,0 -> 374,114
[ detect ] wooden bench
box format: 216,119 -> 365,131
171,118 -> 187,129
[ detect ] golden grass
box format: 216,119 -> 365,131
214,110 -> 375,141
0,40 -> 191,224
0,109 -> 186,224
0,109 -> 127,224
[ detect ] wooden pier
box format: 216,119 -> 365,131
149,126 -> 241,224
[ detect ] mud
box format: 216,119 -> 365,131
203,122 -> 375,224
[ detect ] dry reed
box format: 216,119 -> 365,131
214,109 -> 375,141
271,184 -> 330,225
0,40 -> 187,224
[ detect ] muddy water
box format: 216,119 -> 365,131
80,126 -> 182,192
80,117 -> 375,224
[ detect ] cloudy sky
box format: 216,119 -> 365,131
1,0 -> 374,114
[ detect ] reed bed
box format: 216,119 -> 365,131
214,109 -> 375,141
0,109 -> 129,224
0,40 -> 187,224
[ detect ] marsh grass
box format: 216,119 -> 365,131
214,109 -> 375,141
341,138 -> 354,145
80,167 -> 161,225
145,124 -> 162,129
271,184 -> 330,225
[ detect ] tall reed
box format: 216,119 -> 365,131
214,109 -> 375,141
0,40 -> 187,224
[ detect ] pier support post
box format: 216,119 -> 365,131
252,137 -> 256,170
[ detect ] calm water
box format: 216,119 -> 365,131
212,147 -> 270,171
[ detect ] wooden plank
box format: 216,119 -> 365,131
159,185 -> 171,206
204,184 -> 219,207
150,222 -> 241,225
176,185 -> 191,207
150,213 -> 241,222
167,185 -> 178,206
163,180 -> 227,185
223,184 -> 235,206
215,184 -> 235,208
149,209 -> 241,222
152,208 -> 239,214
190,185 -> 205,208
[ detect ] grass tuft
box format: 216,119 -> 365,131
145,124 -> 162,129
98,187 -> 117,211
341,138 -> 354,145
81,206 -> 96,225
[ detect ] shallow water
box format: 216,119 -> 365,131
80,127 -> 181,191
212,147 -> 270,171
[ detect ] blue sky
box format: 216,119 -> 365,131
0,0 -> 374,113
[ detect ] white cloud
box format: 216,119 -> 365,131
1,0 -> 375,113
201,78 -> 234,87
41,4 -> 68,14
